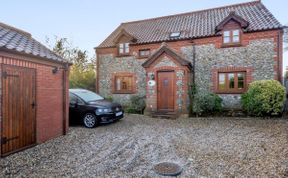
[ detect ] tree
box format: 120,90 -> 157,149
50,37 -> 96,91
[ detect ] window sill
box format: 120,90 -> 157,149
221,43 -> 242,48
137,56 -> 149,59
116,54 -> 132,57
215,90 -> 246,94
112,91 -> 135,94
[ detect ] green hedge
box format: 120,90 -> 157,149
241,80 -> 286,116
193,93 -> 223,115
125,95 -> 146,114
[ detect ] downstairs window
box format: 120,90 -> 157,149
218,72 -> 246,93
114,74 -> 134,94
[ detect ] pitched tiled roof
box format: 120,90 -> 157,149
98,1 -> 282,48
0,22 -> 66,63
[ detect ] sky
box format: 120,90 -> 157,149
1,0 -> 287,71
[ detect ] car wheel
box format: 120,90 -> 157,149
83,113 -> 98,128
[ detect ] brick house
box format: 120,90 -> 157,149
95,1 -> 284,116
0,22 -> 70,156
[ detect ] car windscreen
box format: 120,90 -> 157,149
73,90 -> 104,102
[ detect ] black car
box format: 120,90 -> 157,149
69,89 -> 124,128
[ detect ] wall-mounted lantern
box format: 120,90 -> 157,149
52,67 -> 59,74
150,73 -> 155,80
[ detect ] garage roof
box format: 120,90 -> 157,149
0,22 -> 67,63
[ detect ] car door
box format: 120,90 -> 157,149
69,93 -> 81,124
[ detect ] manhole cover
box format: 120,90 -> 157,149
153,162 -> 182,176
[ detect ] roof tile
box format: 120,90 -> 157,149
98,1 -> 282,48
0,22 -> 66,63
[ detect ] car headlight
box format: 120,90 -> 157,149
96,108 -> 112,113
97,108 -> 104,113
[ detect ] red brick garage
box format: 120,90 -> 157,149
0,22 -> 70,156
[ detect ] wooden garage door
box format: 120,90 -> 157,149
1,65 -> 36,156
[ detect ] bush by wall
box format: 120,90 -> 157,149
125,95 -> 146,114
105,96 -> 113,102
193,92 -> 223,116
241,80 -> 286,116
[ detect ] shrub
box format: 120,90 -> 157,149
105,96 -> 113,102
193,92 -> 223,115
241,80 -> 286,116
125,95 -> 146,114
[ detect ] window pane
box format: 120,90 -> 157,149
233,30 -> 240,43
233,36 -> 240,43
224,31 -> 230,37
233,30 -> 239,36
223,31 -> 230,43
139,49 -> 150,57
116,78 -> 121,90
119,44 -> 124,54
228,73 -> 235,89
238,73 -> 245,89
218,73 -> 226,90
123,77 -> 132,90
125,43 -> 129,53
224,37 -> 230,43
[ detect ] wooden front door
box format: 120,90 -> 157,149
1,65 -> 36,156
157,71 -> 175,111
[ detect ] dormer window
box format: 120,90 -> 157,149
119,43 -> 129,55
223,29 -> 240,44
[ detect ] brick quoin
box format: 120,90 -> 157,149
0,52 -> 69,144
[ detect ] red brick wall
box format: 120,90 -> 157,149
0,52 -> 69,144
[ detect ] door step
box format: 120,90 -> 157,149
151,111 -> 179,119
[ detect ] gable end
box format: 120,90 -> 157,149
216,11 -> 249,32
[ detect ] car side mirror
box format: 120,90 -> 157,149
70,100 -> 78,108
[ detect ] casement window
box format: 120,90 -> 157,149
223,29 -> 241,44
119,43 -> 130,55
139,49 -> 150,57
114,74 -> 134,93
218,72 -> 246,93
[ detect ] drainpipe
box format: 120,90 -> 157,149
62,63 -> 69,135
192,42 -> 196,84
277,30 -> 282,83
189,42 -> 196,116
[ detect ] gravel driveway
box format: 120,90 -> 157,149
1,115 -> 288,177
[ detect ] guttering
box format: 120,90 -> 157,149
0,47 -> 72,66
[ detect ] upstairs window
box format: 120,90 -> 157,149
139,49 -> 150,57
218,72 -> 246,93
119,43 -> 130,55
223,29 -> 241,45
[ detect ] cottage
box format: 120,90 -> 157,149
0,22 -> 70,156
95,1 -> 284,116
